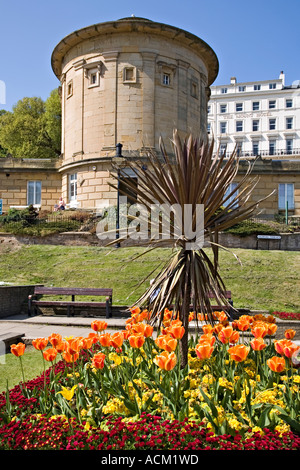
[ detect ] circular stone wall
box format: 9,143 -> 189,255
52,17 -> 219,209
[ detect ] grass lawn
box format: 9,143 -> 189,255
0,244 -> 299,312
0,346 -> 43,393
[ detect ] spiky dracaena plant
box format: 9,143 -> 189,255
104,130 -> 272,367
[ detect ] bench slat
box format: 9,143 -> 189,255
33,287 -> 112,296
31,301 -> 107,307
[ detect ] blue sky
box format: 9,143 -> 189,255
0,0 -> 299,110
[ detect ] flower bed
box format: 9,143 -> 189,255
273,311 -> 300,321
1,310 -> 300,450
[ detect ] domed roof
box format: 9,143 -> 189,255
51,17 -> 219,85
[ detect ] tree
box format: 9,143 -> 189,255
0,89 -> 61,159
105,130 -> 272,368
0,110 -> 8,156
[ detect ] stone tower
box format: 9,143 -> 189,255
51,17 -> 219,209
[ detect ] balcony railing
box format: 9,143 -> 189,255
215,148 -> 300,159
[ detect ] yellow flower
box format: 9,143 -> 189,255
57,385 -> 77,401
275,423 -> 290,436
84,421 -> 91,431
252,426 -> 264,436
228,418 -> 242,431
109,352 -> 122,365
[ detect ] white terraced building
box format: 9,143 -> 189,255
208,72 -> 300,159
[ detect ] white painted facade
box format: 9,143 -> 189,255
208,72 -> 300,159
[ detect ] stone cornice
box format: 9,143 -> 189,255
51,17 -> 219,86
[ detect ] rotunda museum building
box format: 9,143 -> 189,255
51,17 -> 219,210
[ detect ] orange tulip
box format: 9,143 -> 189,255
88,332 -> 100,344
10,342 -> 25,357
274,339 -> 300,358
92,352 -> 106,369
55,342 -> 65,354
129,322 -> 144,335
129,334 -> 145,349
155,334 -> 177,352
213,323 -> 224,335
91,320 -> 108,333
267,356 -> 285,373
236,319 -> 250,332
63,351 -> 79,363
168,323 -> 185,340
32,337 -> 49,351
195,342 -> 214,360
189,312 -> 195,322
251,324 -> 268,339
266,323 -> 277,336
99,332 -> 112,348
218,311 -> 228,323
284,329 -> 296,340
110,332 -> 124,349
130,306 -> 141,316
227,344 -> 250,362
218,326 -> 239,345
198,333 -> 216,346
154,351 -> 177,371
43,347 -> 58,362
120,329 -> 130,340
250,337 -> 267,351
143,324 -> 154,338
202,324 -> 214,335
48,333 -> 63,348
81,337 -> 94,350
65,337 -> 82,355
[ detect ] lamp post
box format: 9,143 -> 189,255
112,143 -> 125,248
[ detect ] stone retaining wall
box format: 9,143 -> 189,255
0,285 -> 40,318
0,231 -> 299,250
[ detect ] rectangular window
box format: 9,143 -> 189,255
269,118 -> 276,130
124,67 -> 137,83
163,73 -> 171,86
220,104 -> 227,113
220,143 -> 227,155
236,121 -> 243,132
207,123 -> 211,134
67,80 -> 73,98
27,181 -> 42,206
286,117 -> 293,129
254,84 -> 261,91
253,141 -> 259,156
236,103 -> 243,112
87,69 -> 100,88
224,182 -> 239,208
286,139 -> 293,154
286,99 -> 293,108
69,174 -> 77,202
239,86 -> 246,92
278,183 -> 294,210
269,100 -> 276,109
207,105 -> 211,114
252,101 -> 260,111
269,140 -> 276,155
252,120 -> 259,131
220,122 -> 227,134
269,83 -> 276,89
221,87 -> 227,94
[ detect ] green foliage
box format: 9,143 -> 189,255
0,89 -> 61,158
225,220 -> 279,237
0,205 -> 39,225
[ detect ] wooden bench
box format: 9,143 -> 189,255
28,287 -> 113,319
0,332 -> 25,354
168,290 -> 234,318
209,290 -> 233,312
